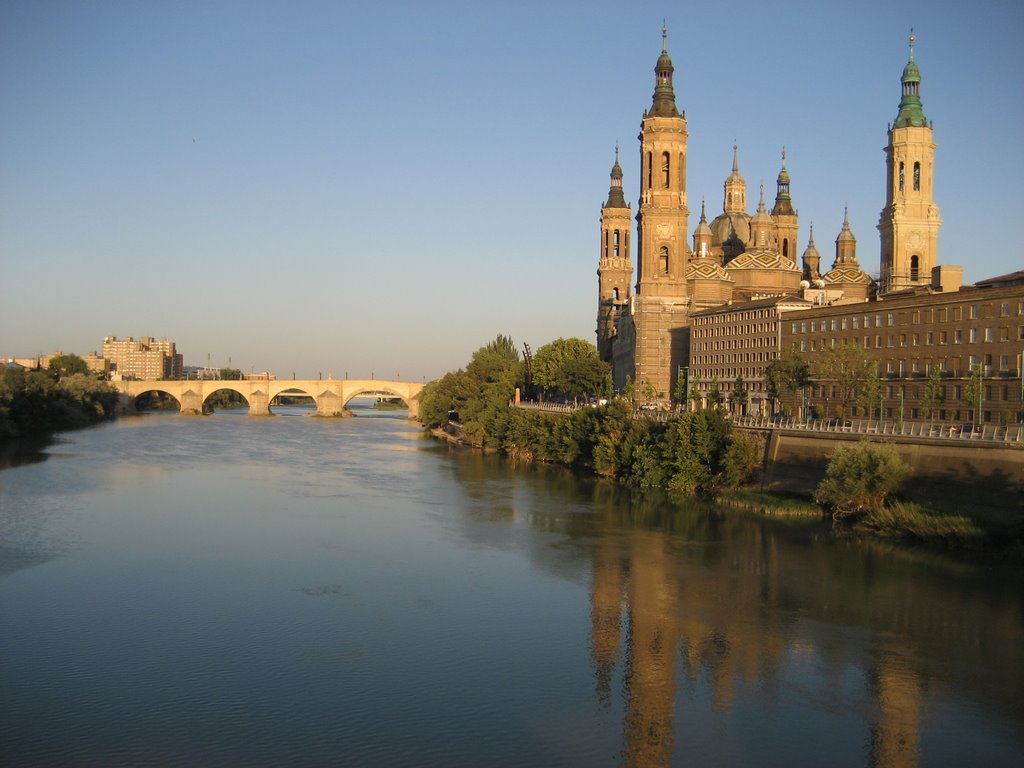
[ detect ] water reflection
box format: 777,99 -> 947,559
442,451 -> 1023,766
1,414 -> 1021,767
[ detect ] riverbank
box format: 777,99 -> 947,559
425,416 -> 1023,561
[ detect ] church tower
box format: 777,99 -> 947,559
878,33 -> 942,292
597,146 -> 633,363
771,149 -> 799,262
630,25 -> 691,400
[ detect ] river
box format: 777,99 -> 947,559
1,404 -> 1021,767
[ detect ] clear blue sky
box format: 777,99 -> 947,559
2,0 -> 1021,381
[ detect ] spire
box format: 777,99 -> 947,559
802,223 -> 821,281
834,204 -> 858,266
772,147 -> 794,216
750,183 -> 773,248
894,30 -> 927,128
605,143 -> 627,208
723,143 -> 746,214
647,24 -> 681,119
692,197 -> 713,259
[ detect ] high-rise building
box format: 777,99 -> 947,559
102,336 -> 183,380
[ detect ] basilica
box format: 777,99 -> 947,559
597,29 -> 940,400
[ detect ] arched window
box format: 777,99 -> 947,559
661,152 -> 670,189
612,288 -> 620,301
913,162 -> 921,191
910,255 -> 920,281
646,152 -> 652,190
782,238 -> 789,258
659,246 -> 669,274
899,162 -> 905,192
613,230 -> 620,246
613,229 -> 620,258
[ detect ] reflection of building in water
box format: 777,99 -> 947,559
586,500 -> 936,768
869,647 -> 922,768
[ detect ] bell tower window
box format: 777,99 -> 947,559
913,162 -> 920,191
910,255 -> 920,281
659,246 -> 669,274
899,162 -> 905,192
646,152 -> 652,190
661,152 -> 670,189
782,238 -> 789,258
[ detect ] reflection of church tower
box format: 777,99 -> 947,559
631,24 -> 691,400
771,149 -> 798,261
868,651 -> 922,768
879,33 -> 941,292
597,146 -> 633,364
589,539 -> 624,706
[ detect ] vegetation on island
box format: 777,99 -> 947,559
0,355 -> 120,439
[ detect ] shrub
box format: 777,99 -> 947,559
814,441 -> 907,521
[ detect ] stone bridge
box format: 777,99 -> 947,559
114,379 -> 425,418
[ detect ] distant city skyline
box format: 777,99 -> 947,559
2,1 -> 1021,380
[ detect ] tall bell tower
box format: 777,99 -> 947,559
597,146 -> 633,364
630,25 -> 691,400
879,33 -> 942,292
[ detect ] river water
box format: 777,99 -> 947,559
0,404 -> 1021,767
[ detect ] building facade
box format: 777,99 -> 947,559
102,336 -> 183,380
783,271 -> 1024,423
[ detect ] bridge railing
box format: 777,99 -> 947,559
733,414 -> 1024,444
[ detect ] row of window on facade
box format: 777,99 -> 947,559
794,325 -> 1024,352
790,301 -> 1024,335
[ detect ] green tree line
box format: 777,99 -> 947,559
0,355 -> 120,439
417,335 -> 761,495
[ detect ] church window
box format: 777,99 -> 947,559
910,255 -> 920,281
782,238 -> 789,258
913,162 -> 920,191
659,246 -> 669,274
899,162 -> 905,192
661,152 -> 670,189
646,152 -> 652,189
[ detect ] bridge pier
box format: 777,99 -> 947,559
179,389 -> 205,416
316,392 -> 346,417
248,389 -> 271,416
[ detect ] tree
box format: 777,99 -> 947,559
814,441 -> 907,520
47,354 -> 89,379
709,377 -> 723,408
531,338 -> 608,403
815,342 -> 870,418
765,351 -> 811,415
856,362 -> 883,419
962,364 -> 983,425
730,375 -> 748,415
220,368 -> 243,380
921,366 -> 944,424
